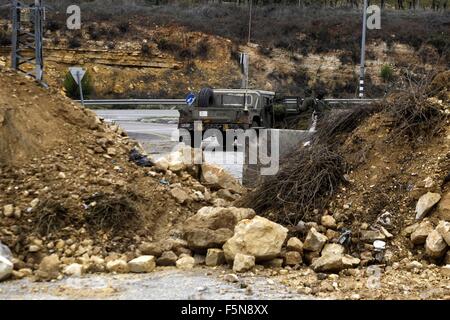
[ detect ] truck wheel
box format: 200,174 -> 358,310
198,88 -> 214,108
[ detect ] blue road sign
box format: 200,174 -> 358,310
186,93 -> 196,106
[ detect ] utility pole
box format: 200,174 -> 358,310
359,0 -> 368,98
247,0 -> 252,44
11,0 -> 45,82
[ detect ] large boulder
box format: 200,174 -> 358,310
436,221 -> 450,246
176,256 -> 196,270
201,163 -> 245,194
416,192 -> 441,220
63,263 -> 83,277
128,256 -> 156,273
436,192 -> 450,221
156,251 -> 178,266
183,207 -> 255,251
106,259 -> 129,273
0,241 -> 12,261
0,256 -> 13,281
223,216 -> 288,262
425,230 -> 448,258
311,252 -> 360,273
36,254 -> 61,280
321,243 -> 345,256
411,220 -> 434,245
303,228 -> 328,252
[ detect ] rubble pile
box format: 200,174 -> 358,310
0,68 -> 246,281
240,71 -> 450,276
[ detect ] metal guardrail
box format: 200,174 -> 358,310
76,99 -> 186,106
283,98 -> 380,105
76,98 -> 381,106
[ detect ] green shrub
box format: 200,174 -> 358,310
63,70 -> 93,99
380,64 -> 394,82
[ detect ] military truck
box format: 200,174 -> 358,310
178,88 -> 279,148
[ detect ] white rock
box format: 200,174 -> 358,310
321,243 -> 345,256
425,230 -> 447,258
0,242 -> 12,261
223,216 -> 288,262
0,256 -> 13,281
224,273 -> 239,283
176,256 -> 195,270
321,215 -> 337,229
128,256 -> 156,273
154,157 -> 169,172
3,205 -> 14,217
416,192 -> 441,220
406,261 -> 423,271
233,253 -> 255,273
28,245 -> 41,252
436,221 -> 450,246
63,263 -> 83,277
106,259 -> 129,273
30,198 -> 40,208
201,163 -> 245,194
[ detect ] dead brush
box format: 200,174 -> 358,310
84,192 -> 140,233
314,104 -> 380,145
240,105 -> 377,226
239,143 -> 346,226
384,72 -> 448,140
35,199 -> 71,236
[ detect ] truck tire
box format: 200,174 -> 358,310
198,88 -> 214,108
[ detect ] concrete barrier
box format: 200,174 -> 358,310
242,129 -> 313,188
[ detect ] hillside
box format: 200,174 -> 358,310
0,4 -> 448,99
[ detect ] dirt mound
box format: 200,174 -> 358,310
0,70 -> 99,165
0,68 -> 238,275
241,71 -> 450,264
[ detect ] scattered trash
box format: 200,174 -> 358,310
373,240 -> 386,251
376,212 -> 392,227
129,148 -> 153,167
338,229 -> 352,246
159,179 -> 170,186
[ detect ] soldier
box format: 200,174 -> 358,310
297,89 -> 330,130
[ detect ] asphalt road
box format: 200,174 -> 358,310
95,110 -> 244,180
0,268 -> 311,300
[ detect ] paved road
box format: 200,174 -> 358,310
0,268 -> 311,300
95,110 -> 244,180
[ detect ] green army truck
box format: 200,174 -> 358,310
178,88 -> 277,147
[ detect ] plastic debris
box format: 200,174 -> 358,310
129,148 -> 153,167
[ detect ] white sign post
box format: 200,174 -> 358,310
69,67 -> 86,105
